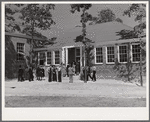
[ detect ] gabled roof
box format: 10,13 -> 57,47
5,32 -> 48,41
44,22 -> 133,49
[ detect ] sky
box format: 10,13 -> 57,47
8,4 -> 139,39
36,4 -> 139,39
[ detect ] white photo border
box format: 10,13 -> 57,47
2,1 -> 149,121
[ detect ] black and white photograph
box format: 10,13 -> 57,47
2,1 -> 149,120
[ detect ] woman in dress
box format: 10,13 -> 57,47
57,65 -> 62,82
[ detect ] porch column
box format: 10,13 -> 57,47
80,46 -> 82,67
45,51 -> 47,66
62,47 -> 65,64
66,48 -> 68,66
52,51 -> 55,65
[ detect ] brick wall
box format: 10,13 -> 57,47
5,36 -> 30,79
92,44 -> 146,81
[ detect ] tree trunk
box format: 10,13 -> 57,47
140,37 -> 143,86
127,43 -> 130,82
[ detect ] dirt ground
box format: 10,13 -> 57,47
5,76 -> 147,107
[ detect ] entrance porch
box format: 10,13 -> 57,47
62,46 -> 84,68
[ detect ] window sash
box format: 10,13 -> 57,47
17,43 -> 24,53
39,60 -> 44,65
55,51 -> 60,64
132,44 -> 140,62
47,52 -> 51,64
17,43 -> 24,61
95,47 -> 103,63
107,46 -> 115,63
119,45 -> 128,63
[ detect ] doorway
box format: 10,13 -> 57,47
68,48 -> 75,64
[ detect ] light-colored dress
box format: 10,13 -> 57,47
68,67 -> 74,83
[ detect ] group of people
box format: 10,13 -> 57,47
18,63 -> 97,83
47,62 -> 97,83
80,66 -> 96,82
47,62 -> 78,83
36,66 -> 45,81
18,65 -> 34,82
48,65 -> 62,82
66,61 -> 80,77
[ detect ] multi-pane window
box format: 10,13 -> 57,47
107,46 -> 115,63
17,43 -> 24,61
76,48 -> 80,62
47,52 -> 51,65
39,52 -> 45,65
132,44 -> 140,62
55,51 -> 60,64
119,45 -> 128,63
96,47 -> 103,63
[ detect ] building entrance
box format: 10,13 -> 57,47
68,48 -> 75,64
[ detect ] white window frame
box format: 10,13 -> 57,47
131,43 -> 140,63
47,51 -> 52,65
118,44 -> 128,63
95,47 -> 103,64
106,46 -> 115,64
54,50 -> 60,65
38,52 -> 46,66
16,43 -> 25,61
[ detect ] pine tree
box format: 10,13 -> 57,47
123,4 -> 146,86
70,4 -> 93,83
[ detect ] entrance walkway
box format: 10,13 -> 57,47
5,76 -> 146,107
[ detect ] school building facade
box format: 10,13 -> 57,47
34,22 -> 146,80
5,22 -> 146,80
